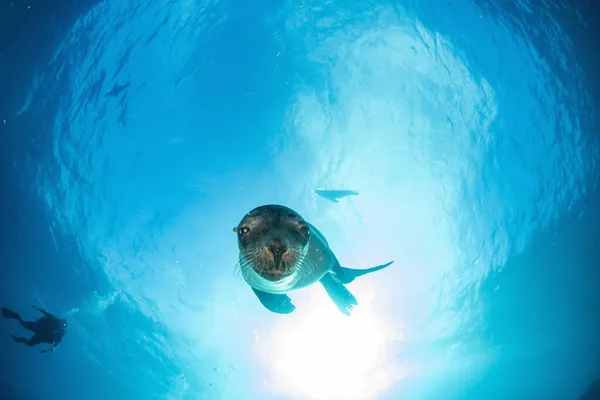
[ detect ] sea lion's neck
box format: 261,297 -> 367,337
242,267 -> 301,294
240,250 -> 310,294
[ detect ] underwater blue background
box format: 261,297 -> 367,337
1,0 -> 599,399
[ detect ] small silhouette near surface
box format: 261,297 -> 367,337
1,305 -> 67,353
314,189 -> 359,203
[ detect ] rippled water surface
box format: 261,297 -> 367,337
2,0 -> 598,399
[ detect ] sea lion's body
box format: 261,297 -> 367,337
234,205 -> 393,315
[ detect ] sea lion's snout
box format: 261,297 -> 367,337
259,237 -> 298,281
267,240 -> 287,268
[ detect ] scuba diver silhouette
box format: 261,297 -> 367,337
1,305 -> 67,353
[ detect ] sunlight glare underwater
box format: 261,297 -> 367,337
259,292 -> 405,400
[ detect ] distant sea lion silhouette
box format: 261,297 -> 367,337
233,204 -> 393,315
314,189 -> 359,203
104,81 -> 130,97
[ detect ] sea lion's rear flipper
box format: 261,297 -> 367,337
251,288 -> 296,314
333,261 -> 394,285
319,273 -> 357,316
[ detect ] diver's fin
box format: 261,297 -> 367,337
251,288 -> 296,314
333,261 -> 394,285
320,273 -> 357,316
1,307 -> 21,320
11,335 -> 27,343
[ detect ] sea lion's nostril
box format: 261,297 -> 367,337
268,242 -> 287,258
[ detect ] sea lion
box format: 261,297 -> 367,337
233,204 -> 393,316
314,189 -> 359,203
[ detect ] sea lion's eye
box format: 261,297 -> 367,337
300,225 -> 310,236
238,227 -> 250,235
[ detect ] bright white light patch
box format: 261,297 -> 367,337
258,293 -> 405,400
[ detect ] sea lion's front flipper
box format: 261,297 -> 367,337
319,273 -> 357,316
252,288 -> 296,314
333,261 -> 394,285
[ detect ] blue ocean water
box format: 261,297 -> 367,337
1,0 -> 598,399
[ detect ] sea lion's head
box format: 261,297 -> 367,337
234,205 -> 311,282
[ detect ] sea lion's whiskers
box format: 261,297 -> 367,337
294,258 -> 307,282
233,259 -> 244,276
235,263 -> 250,277
297,259 -> 317,284
295,259 -> 307,279
234,257 -> 250,272
234,251 -> 260,277
243,259 -> 259,275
